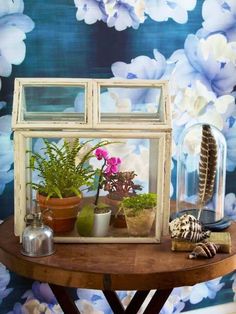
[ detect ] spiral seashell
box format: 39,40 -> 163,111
169,214 -> 211,242
188,242 -> 219,259
178,229 -> 211,242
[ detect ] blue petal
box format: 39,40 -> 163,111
184,34 -> 202,73
0,184 -> 5,195
0,154 -> 13,171
222,2 -> 231,11
91,294 -> 103,302
0,115 -> 12,133
167,1 -> 177,9
0,169 -> 14,184
228,116 -> 235,128
0,102 -> 6,110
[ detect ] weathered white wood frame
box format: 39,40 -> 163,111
92,79 -> 171,130
12,78 -> 172,243
12,78 -> 93,129
12,78 -> 171,130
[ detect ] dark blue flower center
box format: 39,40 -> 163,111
127,73 -> 137,79
221,2 -> 231,11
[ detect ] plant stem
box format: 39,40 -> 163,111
94,160 -> 106,206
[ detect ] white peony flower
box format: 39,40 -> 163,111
145,0 -> 197,24
120,144 -> 149,184
173,81 -> 216,125
76,299 -> 103,314
199,34 -> 236,63
172,80 -> 235,142
225,193 -> 236,220
0,115 -> 14,194
0,0 -> 24,17
0,1 -> 34,77
0,262 -> 13,302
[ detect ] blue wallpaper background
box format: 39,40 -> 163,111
0,0 -> 236,313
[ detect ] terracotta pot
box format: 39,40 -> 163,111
113,214 -> 127,228
103,195 -> 122,208
103,194 -> 127,228
36,194 -> 82,233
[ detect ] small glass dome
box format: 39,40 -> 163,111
176,123 -> 227,226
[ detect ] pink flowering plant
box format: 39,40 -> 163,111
94,148 -> 121,207
76,146 -> 121,236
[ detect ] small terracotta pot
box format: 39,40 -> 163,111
103,194 -> 127,228
104,195 -> 122,208
113,214 -> 127,228
36,194 -> 82,233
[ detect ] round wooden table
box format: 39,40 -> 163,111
0,217 -> 235,314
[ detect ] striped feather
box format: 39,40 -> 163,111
198,125 -> 217,209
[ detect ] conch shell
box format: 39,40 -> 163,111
169,214 -> 211,242
189,242 -> 219,259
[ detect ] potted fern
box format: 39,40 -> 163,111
29,138 -> 110,233
120,193 -> 157,236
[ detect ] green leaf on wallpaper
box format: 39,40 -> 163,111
76,204 -> 94,236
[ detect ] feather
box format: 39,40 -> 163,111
198,125 -> 217,211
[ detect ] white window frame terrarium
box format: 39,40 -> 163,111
12,78 -> 172,243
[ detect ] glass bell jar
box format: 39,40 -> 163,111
176,123 -> 227,228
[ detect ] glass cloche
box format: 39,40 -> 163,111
176,123 -> 227,228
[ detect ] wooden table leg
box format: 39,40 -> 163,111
103,290 -> 150,314
103,289 -> 172,314
125,290 -> 150,314
50,284 -> 81,314
103,290 -> 125,313
143,289 -> 173,314
50,285 -> 172,314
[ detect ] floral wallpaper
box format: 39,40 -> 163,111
0,0 -> 236,313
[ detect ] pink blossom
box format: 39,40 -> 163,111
95,148 -> 109,160
94,149 -> 121,205
105,157 -> 121,175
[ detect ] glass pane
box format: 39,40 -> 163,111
26,136 -> 160,241
99,85 -> 162,122
22,85 -> 86,122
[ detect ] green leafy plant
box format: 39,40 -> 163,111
76,204 -> 94,236
28,138 -> 111,199
121,193 -> 157,216
103,171 -> 142,200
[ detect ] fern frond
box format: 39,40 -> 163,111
28,138 -> 114,199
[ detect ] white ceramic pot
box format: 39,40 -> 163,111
92,210 -> 111,237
